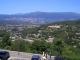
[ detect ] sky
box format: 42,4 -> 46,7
0,0 -> 80,14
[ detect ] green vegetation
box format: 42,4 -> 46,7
21,27 -> 40,38
0,30 -> 8,37
0,33 -> 11,49
0,20 -> 80,60
63,55 -> 80,60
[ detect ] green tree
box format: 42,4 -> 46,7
0,30 -> 8,37
19,40 -> 26,52
53,38 -> 65,56
30,40 -> 47,53
62,46 -> 73,55
1,33 -> 11,48
11,40 -> 19,51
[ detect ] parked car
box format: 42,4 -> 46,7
54,56 -> 65,60
31,54 -> 41,60
0,50 -> 10,60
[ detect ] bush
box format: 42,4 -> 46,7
63,55 -> 80,60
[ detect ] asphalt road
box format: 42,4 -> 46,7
7,50 -> 65,60
8,51 -> 52,60
8,51 -> 33,60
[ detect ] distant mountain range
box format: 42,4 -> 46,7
0,12 -> 80,24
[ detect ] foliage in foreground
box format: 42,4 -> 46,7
63,55 -> 80,60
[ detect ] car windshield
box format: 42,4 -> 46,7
32,58 -> 38,60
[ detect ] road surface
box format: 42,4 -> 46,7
6,50 -> 65,60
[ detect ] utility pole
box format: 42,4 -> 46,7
18,35 -> 20,55
17,31 -> 21,55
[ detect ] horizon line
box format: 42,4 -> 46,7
0,11 -> 80,15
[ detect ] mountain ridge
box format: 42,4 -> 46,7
0,12 -> 80,24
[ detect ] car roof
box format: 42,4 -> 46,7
32,54 -> 40,58
0,50 -> 8,53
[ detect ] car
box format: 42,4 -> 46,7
54,56 -> 65,60
0,50 -> 10,60
31,54 -> 41,60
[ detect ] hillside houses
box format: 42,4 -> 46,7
48,25 -> 61,28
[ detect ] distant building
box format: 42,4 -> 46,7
46,36 -> 54,43
10,36 -> 16,40
48,25 -> 61,28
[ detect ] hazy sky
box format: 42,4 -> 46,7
0,0 -> 80,14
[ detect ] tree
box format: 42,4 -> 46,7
19,40 -> 26,52
30,40 -> 47,53
53,38 -> 65,56
11,40 -> 19,51
0,30 -> 8,37
1,33 -> 11,48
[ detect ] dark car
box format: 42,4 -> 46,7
54,56 -> 65,60
0,50 -> 10,60
31,54 -> 41,60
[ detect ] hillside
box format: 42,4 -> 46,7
0,12 -> 80,24
0,20 -> 80,60
21,20 -> 80,55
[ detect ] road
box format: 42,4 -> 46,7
6,50 -> 65,60
8,51 -> 33,60
8,55 -> 53,60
